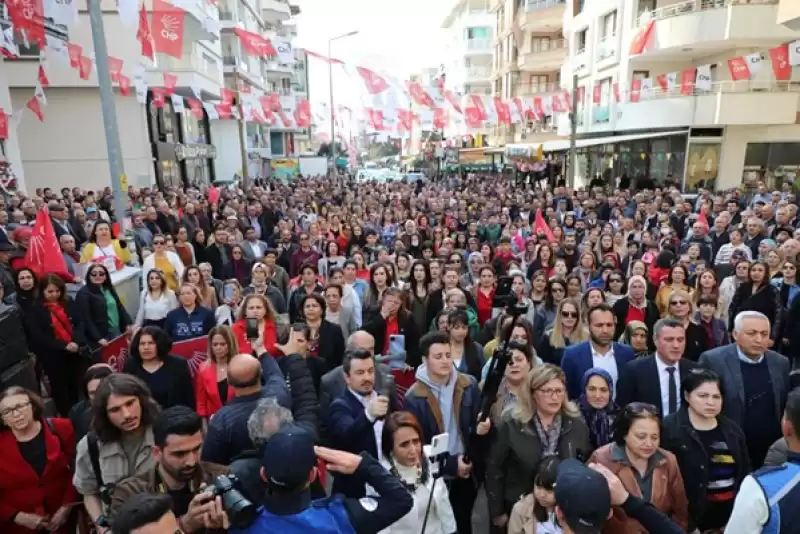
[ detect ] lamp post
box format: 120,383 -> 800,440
328,30 -> 359,173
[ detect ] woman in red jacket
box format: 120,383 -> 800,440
0,386 -> 76,534
194,325 -> 238,427
231,294 -> 279,355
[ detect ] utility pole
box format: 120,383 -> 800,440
237,97 -> 250,188
87,0 -> 127,230
567,73 -> 579,189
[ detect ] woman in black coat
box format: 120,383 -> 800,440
363,287 -> 421,368
662,368 -> 750,533
122,326 -> 195,410
300,293 -> 345,393
727,260 -> 781,339
74,263 -> 133,350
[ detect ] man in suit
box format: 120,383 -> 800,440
240,226 -> 269,262
617,317 -> 698,417
699,310 -> 790,468
49,204 -> 75,241
562,303 -> 635,400
205,224 -> 233,279
319,330 -> 397,444
326,348 -> 394,498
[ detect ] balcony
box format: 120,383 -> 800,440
261,0 -> 291,21
465,66 -> 492,80
632,0 -> 794,61
518,0 -> 566,32
518,39 -> 567,73
148,53 -> 223,100
514,82 -> 562,97
466,39 -> 492,54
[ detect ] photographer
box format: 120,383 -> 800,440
111,406 -> 229,532
231,425 -> 413,534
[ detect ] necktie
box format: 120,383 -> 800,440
666,366 -> 678,415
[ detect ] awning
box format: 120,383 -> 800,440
542,130 -> 689,153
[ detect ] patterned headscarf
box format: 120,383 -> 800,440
578,367 -> 618,449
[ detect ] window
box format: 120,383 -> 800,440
601,10 -> 617,39
201,53 -> 218,76
531,37 -> 552,53
636,0 -> 656,20
467,27 -> 490,40
529,74 -> 549,93
577,29 -> 588,53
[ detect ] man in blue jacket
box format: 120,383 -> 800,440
404,330 -> 487,534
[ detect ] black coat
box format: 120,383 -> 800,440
727,282 -> 782,339
123,354 -> 195,410
74,284 -> 132,346
683,322 -> 710,363
662,407 -> 750,531
25,298 -> 85,357
612,297 -> 660,352
308,321 -> 346,390
616,355 -> 698,418
205,243 -> 233,279
271,353 -> 319,441
363,312 -> 422,368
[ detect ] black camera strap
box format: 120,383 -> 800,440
87,432 -> 114,506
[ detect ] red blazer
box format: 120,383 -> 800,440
194,361 -> 235,417
0,418 -> 77,534
231,319 -> 277,356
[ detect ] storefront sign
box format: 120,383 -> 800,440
444,148 -> 459,164
175,144 -> 217,160
505,145 -> 532,158
270,158 -> 299,179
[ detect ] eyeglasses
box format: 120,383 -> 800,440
670,300 -> 688,306
0,401 -> 31,417
609,278 -> 623,283
536,387 -> 565,397
90,271 -> 106,277
561,311 -> 578,318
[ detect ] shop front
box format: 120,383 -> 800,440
741,141 -> 800,192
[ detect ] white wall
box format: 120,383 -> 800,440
11,87 -> 153,193
212,120 -> 242,181
0,66 -> 26,191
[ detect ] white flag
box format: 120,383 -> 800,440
203,17 -> 221,38
171,94 -> 185,113
273,40 -> 294,65
746,53 -> 763,76
1,28 -> 19,58
117,0 -> 139,27
34,82 -> 47,107
640,78 -> 654,100
134,81 -> 148,104
45,0 -> 78,28
666,72 -> 678,93
204,103 -> 219,120
789,40 -> 800,67
44,37 -> 69,66
695,65 -> 712,91
190,84 -> 203,99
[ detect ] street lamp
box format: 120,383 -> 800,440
328,30 -> 359,173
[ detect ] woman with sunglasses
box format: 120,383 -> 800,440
75,263 -> 132,350
588,402 -> 689,532
141,234 -> 184,291
665,289 -> 708,363
532,278 -> 566,344
656,264 -> 691,317
662,369 -> 749,533
605,270 -> 627,307
538,298 -> 587,366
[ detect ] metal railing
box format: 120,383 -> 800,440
467,39 -> 492,51
528,38 -> 567,54
514,82 -> 564,95
639,0 -> 778,24
524,0 -> 566,12
596,35 -> 616,61
467,66 -> 492,78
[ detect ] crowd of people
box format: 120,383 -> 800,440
0,175 -> 800,534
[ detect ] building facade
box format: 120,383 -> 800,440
559,0 -> 800,191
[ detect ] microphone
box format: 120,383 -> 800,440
380,371 -> 395,398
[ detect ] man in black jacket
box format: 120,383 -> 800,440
205,225 -> 233,279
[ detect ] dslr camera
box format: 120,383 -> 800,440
208,474 -> 259,529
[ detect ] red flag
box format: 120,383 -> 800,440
163,72 -> 178,94
233,28 -> 276,57
8,0 -> 45,46
78,56 -> 92,80
433,107 -> 447,129
533,209 -> 554,242
769,44 -> 792,81
366,108 -> 384,130
630,78 -> 642,103
727,57 -> 751,81
406,81 -> 436,107
493,97 -> 511,125
24,208 -> 72,281
592,83 -> 601,104
463,107 -> 483,128
552,94 -> 566,113
680,68 -> 695,96
108,57 -> 123,83
26,95 -> 43,121
216,104 -> 233,119
220,88 -> 235,106
101,335 -> 130,372
293,99 -> 311,128
37,64 -> 49,87
118,75 -> 131,96
137,3 -> 155,61
443,90 -> 462,113
656,74 -> 668,93
629,20 -> 655,55
170,337 -> 209,377
612,82 -> 620,102
67,43 -> 82,69
152,87 -> 166,108
188,98 -> 204,118
397,109 -> 414,132
356,67 -> 390,95
152,0 -> 185,59
533,97 -> 544,118
0,110 -> 8,140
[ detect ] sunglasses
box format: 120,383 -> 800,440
90,271 -> 106,277
670,300 -> 688,305
153,240 -> 165,245
561,311 -> 578,318
609,278 -> 623,283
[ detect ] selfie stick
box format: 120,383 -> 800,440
420,451 -> 449,534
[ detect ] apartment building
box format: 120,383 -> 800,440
441,0 -> 494,140
778,0 -> 800,31
492,0 -> 567,146
559,0 -> 800,191
3,0 -> 222,192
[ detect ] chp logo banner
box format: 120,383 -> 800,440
152,0 -> 185,59
102,335 -> 208,377
101,335 -> 130,372
274,39 -> 294,65
234,28 -> 277,58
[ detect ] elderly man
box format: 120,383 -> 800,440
59,234 -> 80,276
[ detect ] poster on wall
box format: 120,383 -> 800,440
685,143 -> 721,193
270,158 -> 299,180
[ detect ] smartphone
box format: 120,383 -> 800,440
246,318 -> 259,340
428,432 -> 449,457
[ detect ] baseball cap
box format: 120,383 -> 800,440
261,425 -> 316,489
555,459 -> 611,534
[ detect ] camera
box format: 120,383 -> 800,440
209,474 -> 258,529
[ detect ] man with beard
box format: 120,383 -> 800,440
110,407 -> 229,532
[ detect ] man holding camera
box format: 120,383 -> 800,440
111,407 -> 229,532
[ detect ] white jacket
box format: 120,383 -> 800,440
377,458 -> 456,534
141,251 -> 185,289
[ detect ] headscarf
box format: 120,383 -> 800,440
578,367 -> 618,449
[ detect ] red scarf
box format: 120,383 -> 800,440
44,301 -> 72,343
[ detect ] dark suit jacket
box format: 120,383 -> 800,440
327,389 -> 386,498
425,287 -> 477,324
616,355 -> 698,418
698,344 -> 790,430
561,341 -> 635,400
205,243 -> 233,279
51,217 -> 74,241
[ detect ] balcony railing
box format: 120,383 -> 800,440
529,38 -> 567,54
467,66 -> 491,78
596,35 -> 616,61
467,39 -> 492,51
524,0 -> 566,12
639,0 -> 778,25
515,82 -> 563,95
620,79 -> 800,102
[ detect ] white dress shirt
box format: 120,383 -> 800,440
591,343 -> 619,397
655,354 -> 682,416
349,387 -> 383,458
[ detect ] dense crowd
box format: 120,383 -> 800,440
0,175 -> 800,534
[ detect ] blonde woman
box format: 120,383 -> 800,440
485,364 -> 592,530
182,265 -> 219,310
538,298 -> 587,366
665,288 -> 708,362
141,234 -> 184,291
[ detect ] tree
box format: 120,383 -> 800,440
317,142 -> 345,157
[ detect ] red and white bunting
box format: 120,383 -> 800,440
233,28 -> 277,58
137,3 -> 155,61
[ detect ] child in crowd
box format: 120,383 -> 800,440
508,457 -> 562,534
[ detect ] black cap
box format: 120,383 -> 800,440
555,460 -> 611,534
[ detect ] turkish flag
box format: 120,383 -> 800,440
170,337 -> 209,377
294,99 -> 311,128
67,43 -> 82,69
189,98 -> 204,118
163,72 -> 178,94
727,57 -> 751,81
769,44 -> 792,81
630,78 -> 642,103
108,57 -> 123,83
137,3 -> 155,61
26,95 -> 44,121
534,209 -> 554,242
406,81 -> 435,107
0,110 -> 8,140
630,20 -> 655,56
152,0 -> 185,59
433,107 -> 448,129
220,88 -> 235,106
356,67 -> 390,95
24,208 -> 73,282
152,87 -> 166,108
233,28 -> 276,57
78,56 -> 92,80
37,64 -> 49,87
118,75 -> 131,96
680,68 -> 695,96
101,335 -> 130,372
